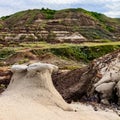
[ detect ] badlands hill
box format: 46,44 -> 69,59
0,8 -> 120,45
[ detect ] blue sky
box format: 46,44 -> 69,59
0,0 -> 120,18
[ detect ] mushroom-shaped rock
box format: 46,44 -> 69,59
3,63 -> 73,111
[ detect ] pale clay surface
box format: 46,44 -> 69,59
0,62 -> 119,120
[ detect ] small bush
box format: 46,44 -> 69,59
0,48 -> 15,59
20,35 -> 26,40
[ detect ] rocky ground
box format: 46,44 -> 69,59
1,49 -> 120,119
0,63 -> 120,120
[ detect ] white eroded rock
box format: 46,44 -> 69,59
95,82 -> 116,93
11,64 -> 27,73
94,52 -> 120,105
8,63 -> 72,111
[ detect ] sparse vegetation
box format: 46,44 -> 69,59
40,8 -> 56,19
18,58 -> 29,64
50,45 -> 120,62
0,8 -> 119,42
100,39 -> 111,43
30,43 -> 120,63
0,24 -> 3,29
0,48 -> 15,59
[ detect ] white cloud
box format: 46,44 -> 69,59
104,11 -> 120,18
39,0 -> 120,4
104,0 -> 120,17
0,0 -> 120,18
0,8 -> 14,17
31,0 -> 80,4
0,0 -> 24,7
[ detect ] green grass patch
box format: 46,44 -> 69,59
1,42 -> 120,63
31,44 -> 120,63
0,48 -> 15,59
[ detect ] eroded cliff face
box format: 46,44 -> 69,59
0,9 -> 117,45
52,49 -> 120,107
54,11 -> 96,26
92,50 -> 120,105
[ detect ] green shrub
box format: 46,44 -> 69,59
50,45 -> 120,62
83,45 -> 119,60
40,8 -> 56,19
106,26 -> 115,32
50,47 -> 88,62
31,45 -> 120,63
0,48 -> 15,59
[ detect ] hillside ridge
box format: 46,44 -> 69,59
0,8 -> 120,45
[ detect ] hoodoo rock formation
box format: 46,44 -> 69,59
5,63 -> 73,111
